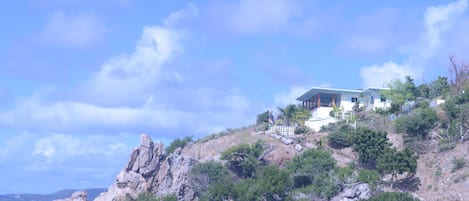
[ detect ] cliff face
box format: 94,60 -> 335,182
94,134 -> 197,201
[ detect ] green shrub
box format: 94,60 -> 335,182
221,141 -> 264,178
351,127 -> 391,165
190,161 -> 231,196
295,125 -> 309,134
438,138 -> 456,152
135,192 -> 177,201
394,108 -> 438,138
255,166 -> 293,201
287,149 -> 336,175
357,169 -> 380,189
309,172 -> 341,199
376,148 -> 418,182
362,192 -> 419,201
452,158 -> 466,173
165,136 -> 192,154
328,125 -> 353,148
256,111 -> 271,124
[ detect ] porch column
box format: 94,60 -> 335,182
317,94 -> 321,108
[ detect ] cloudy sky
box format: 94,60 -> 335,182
1,0 -> 469,194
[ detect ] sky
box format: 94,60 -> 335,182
1,0 -> 469,194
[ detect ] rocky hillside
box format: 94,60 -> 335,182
56,123 -> 469,201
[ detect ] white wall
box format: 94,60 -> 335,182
305,117 -> 337,132
312,107 -> 333,119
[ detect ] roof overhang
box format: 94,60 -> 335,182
296,87 -> 361,101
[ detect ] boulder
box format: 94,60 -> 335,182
54,191 -> 88,201
281,137 -> 294,145
94,134 -> 197,201
331,183 -> 371,201
294,144 -> 303,152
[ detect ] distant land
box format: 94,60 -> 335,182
0,188 -> 106,201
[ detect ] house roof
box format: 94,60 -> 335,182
296,87 -> 390,101
296,87 -> 361,101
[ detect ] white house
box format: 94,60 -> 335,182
296,87 -> 391,131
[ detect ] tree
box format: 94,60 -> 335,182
351,127 -> 391,165
165,136 -> 192,154
256,111 -> 270,125
417,83 -> 431,99
449,56 -> 469,95
429,76 -> 450,98
221,141 -> 264,178
277,104 -> 298,126
381,76 -> 418,113
376,148 -> 418,185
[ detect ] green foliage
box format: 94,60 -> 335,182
376,148 -> 418,181
394,108 -> 438,138
362,192 -> 419,201
255,166 -> 293,201
418,83 -> 431,99
221,141 -> 264,178
287,149 -> 336,176
308,172 -> 341,200
165,136 -> 192,154
294,125 -> 310,134
256,110 -> 271,124
334,166 -> 355,182
452,157 -> 466,173
438,138 -> 456,152
382,76 -> 418,113
201,179 -> 237,201
135,192 -> 177,201
351,127 -> 391,165
429,76 -> 450,98
190,161 -> 231,197
277,104 -> 311,126
357,169 -> 380,189
328,125 -> 353,148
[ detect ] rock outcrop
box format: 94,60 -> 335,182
54,191 -> 88,201
331,183 -> 371,201
94,134 -> 197,201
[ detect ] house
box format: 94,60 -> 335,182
296,87 -> 391,131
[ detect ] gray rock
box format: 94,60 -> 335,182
331,183 -> 371,201
94,134 -> 197,201
54,191 -> 88,201
281,137 -> 294,145
294,144 -> 303,152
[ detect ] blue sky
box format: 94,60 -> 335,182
1,0 -> 469,194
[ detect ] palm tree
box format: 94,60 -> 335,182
277,104 -> 297,126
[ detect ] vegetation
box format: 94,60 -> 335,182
165,136 -> 192,154
135,192 -> 177,201
362,192 -> 419,201
394,107 -> 438,138
220,140 -> 264,178
327,124 -> 353,148
451,157 -> 466,173
357,169 -> 380,189
376,148 -> 418,183
256,110 -> 271,125
351,127 -> 391,165
382,76 -> 418,114
277,104 -> 311,126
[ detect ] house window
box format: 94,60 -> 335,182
380,96 -> 386,102
351,97 -> 358,102
370,96 -> 374,104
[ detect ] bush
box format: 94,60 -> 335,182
190,161 -> 231,196
328,125 -> 353,148
256,111 -> 271,125
357,169 -> 380,190
255,166 -> 293,201
362,192 -> 419,201
295,125 -> 309,134
351,127 -> 391,165
376,148 -> 418,182
165,136 -> 192,154
438,138 -> 457,152
452,158 -> 466,173
221,141 -> 264,178
287,149 -> 336,175
394,108 -> 438,138
135,192 -> 177,201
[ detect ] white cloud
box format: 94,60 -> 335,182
360,62 -> 415,88
38,11 -> 109,48
360,0 -> 468,87
207,0 -> 300,35
32,134 -> 131,162
274,86 -> 310,107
